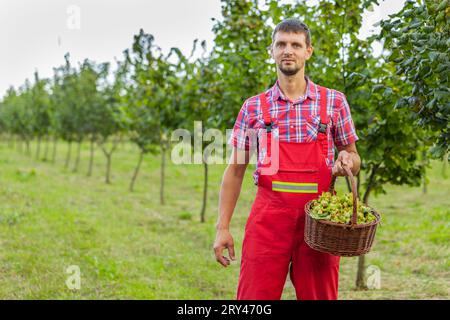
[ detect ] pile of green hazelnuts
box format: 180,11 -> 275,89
309,191 -> 376,225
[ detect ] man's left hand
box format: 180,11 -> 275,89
332,150 -> 354,176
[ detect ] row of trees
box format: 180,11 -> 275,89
0,0 -> 448,289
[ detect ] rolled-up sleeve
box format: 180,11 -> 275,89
334,92 -> 359,147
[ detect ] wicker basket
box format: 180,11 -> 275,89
304,165 -> 381,257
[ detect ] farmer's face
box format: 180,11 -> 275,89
271,31 -> 313,76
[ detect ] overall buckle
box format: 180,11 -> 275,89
318,122 -> 327,134
265,122 -> 273,133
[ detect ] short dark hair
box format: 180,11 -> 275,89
272,19 -> 311,47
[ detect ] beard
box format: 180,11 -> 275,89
278,61 -> 303,76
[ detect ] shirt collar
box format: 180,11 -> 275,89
270,76 -> 318,103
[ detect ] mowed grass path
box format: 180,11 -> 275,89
0,140 -> 448,299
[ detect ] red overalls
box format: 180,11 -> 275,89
237,85 -> 340,300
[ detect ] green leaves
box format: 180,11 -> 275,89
437,0 -> 449,12
379,0 -> 449,158
382,87 -> 393,98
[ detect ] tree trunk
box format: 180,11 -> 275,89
356,166 -> 378,290
25,138 -> 30,156
16,135 -> 21,152
17,136 -> 22,153
160,145 -> 166,205
100,136 -> 121,184
52,137 -> 57,164
36,136 -> 41,160
72,140 -> 82,172
129,151 -> 144,192
43,134 -> 50,161
25,137 -> 31,157
356,254 -> 366,290
105,154 -> 111,184
200,160 -> 208,223
87,136 -> 95,177
65,140 -> 72,168
15,135 -> 18,149
362,167 -> 377,206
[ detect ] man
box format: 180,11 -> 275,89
213,19 -> 360,300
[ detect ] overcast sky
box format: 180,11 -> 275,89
0,0 -> 406,97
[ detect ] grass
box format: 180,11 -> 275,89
0,140 -> 448,299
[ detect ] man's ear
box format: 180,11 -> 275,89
306,46 -> 314,60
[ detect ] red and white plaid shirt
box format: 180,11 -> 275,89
228,76 -> 359,184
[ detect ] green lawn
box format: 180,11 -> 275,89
0,140 -> 448,299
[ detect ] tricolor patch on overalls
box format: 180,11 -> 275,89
272,181 -> 318,193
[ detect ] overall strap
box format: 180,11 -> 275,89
318,85 -> 329,134
259,92 -> 273,132
317,85 -> 329,160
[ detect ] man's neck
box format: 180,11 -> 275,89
277,69 -> 307,102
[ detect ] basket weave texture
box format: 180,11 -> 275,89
304,165 -> 381,257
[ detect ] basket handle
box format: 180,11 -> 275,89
328,163 -> 358,226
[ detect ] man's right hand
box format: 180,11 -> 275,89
213,229 -> 236,267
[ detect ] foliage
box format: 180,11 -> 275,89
376,0 -> 449,158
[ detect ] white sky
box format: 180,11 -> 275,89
0,0 -> 406,97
